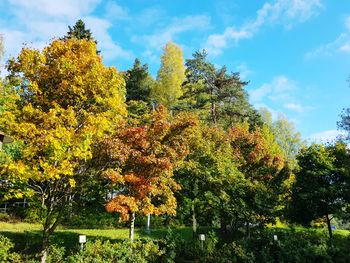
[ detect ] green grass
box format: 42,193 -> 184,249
0,221 -> 193,240
0,221 -> 195,257
1,221 -> 349,260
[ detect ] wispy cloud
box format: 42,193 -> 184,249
308,130 -> 346,143
249,75 -> 312,116
306,16 -> 350,58
133,15 -> 211,50
284,102 -> 312,113
235,62 -> 253,80
250,75 -> 296,104
104,1 -> 129,21
133,14 -> 211,64
204,0 -> 322,56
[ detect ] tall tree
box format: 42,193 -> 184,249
124,59 -> 155,122
228,123 -> 289,236
125,58 -> 154,102
260,108 -> 304,168
0,39 -> 126,262
181,50 -> 261,127
98,106 -> 198,240
174,124 -> 242,237
152,42 -> 185,108
288,143 -> 348,238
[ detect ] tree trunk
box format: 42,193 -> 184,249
246,221 -> 250,239
326,214 -> 333,239
41,230 -> 50,263
192,202 -> 197,239
146,214 -> 151,233
129,212 -> 136,241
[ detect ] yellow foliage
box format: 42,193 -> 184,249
152,42 -> 185,108
1,38 -> 126,188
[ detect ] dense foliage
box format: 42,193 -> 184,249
1,20 -> 350,262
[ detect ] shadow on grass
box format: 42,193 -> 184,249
137,226 -> 217,241
0,229 -> 127,259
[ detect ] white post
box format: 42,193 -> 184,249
199,234 -> 205,249
146,214 -> 151,233
79,235 -> 86,251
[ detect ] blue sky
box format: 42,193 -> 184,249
1,0 -> 350,142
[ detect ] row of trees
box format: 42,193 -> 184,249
1,20 -> 350,262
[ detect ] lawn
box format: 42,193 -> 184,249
1,221 -> 349,259
0,221 -> 195,256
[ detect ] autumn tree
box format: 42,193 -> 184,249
98,106 -> 198,240
228,123 -> 290,236
152,42 -> 185,108
0,39 -> 126,262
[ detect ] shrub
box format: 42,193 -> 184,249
0,235 -> 21,262
0,212 -> 10,222
66,239 -> 163,263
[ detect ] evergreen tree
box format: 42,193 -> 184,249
181,50 -> 261,127
125,58 -> 154,102
63,19 -> 95,42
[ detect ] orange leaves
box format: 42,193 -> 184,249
101,106 -> 198,221
103,169 -> 124,184
228,123 -> 285,181
105,195 -> 139,221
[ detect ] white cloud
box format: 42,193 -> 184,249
0,0 -> 132,64
250,75 -> 295,104
339,43 -> 350,53
8,0 -> 100,20
84,17 -> 133,60
235,62 -> 253,80
249,75 -> 312,121
308,130 -> 346,143
133,14 -> 211,64
306,16 -> 350,58
134,15 -> 211,50
204,0 -> 322,55
250,83 -> 273,104
283,102 -> 312,113
104,1 -> 129,21
136,7 -> 165,28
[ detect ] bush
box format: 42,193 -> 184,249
66,239 -> 163,263
0,235 -> 21,262
0,212 -> 10,222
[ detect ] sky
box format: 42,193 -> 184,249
1,0 -> 350,142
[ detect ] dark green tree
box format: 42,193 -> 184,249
63,19 -> 95,42
288,143 -> 348,238
125,59 -> 154,102
180,50 -> 261,127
